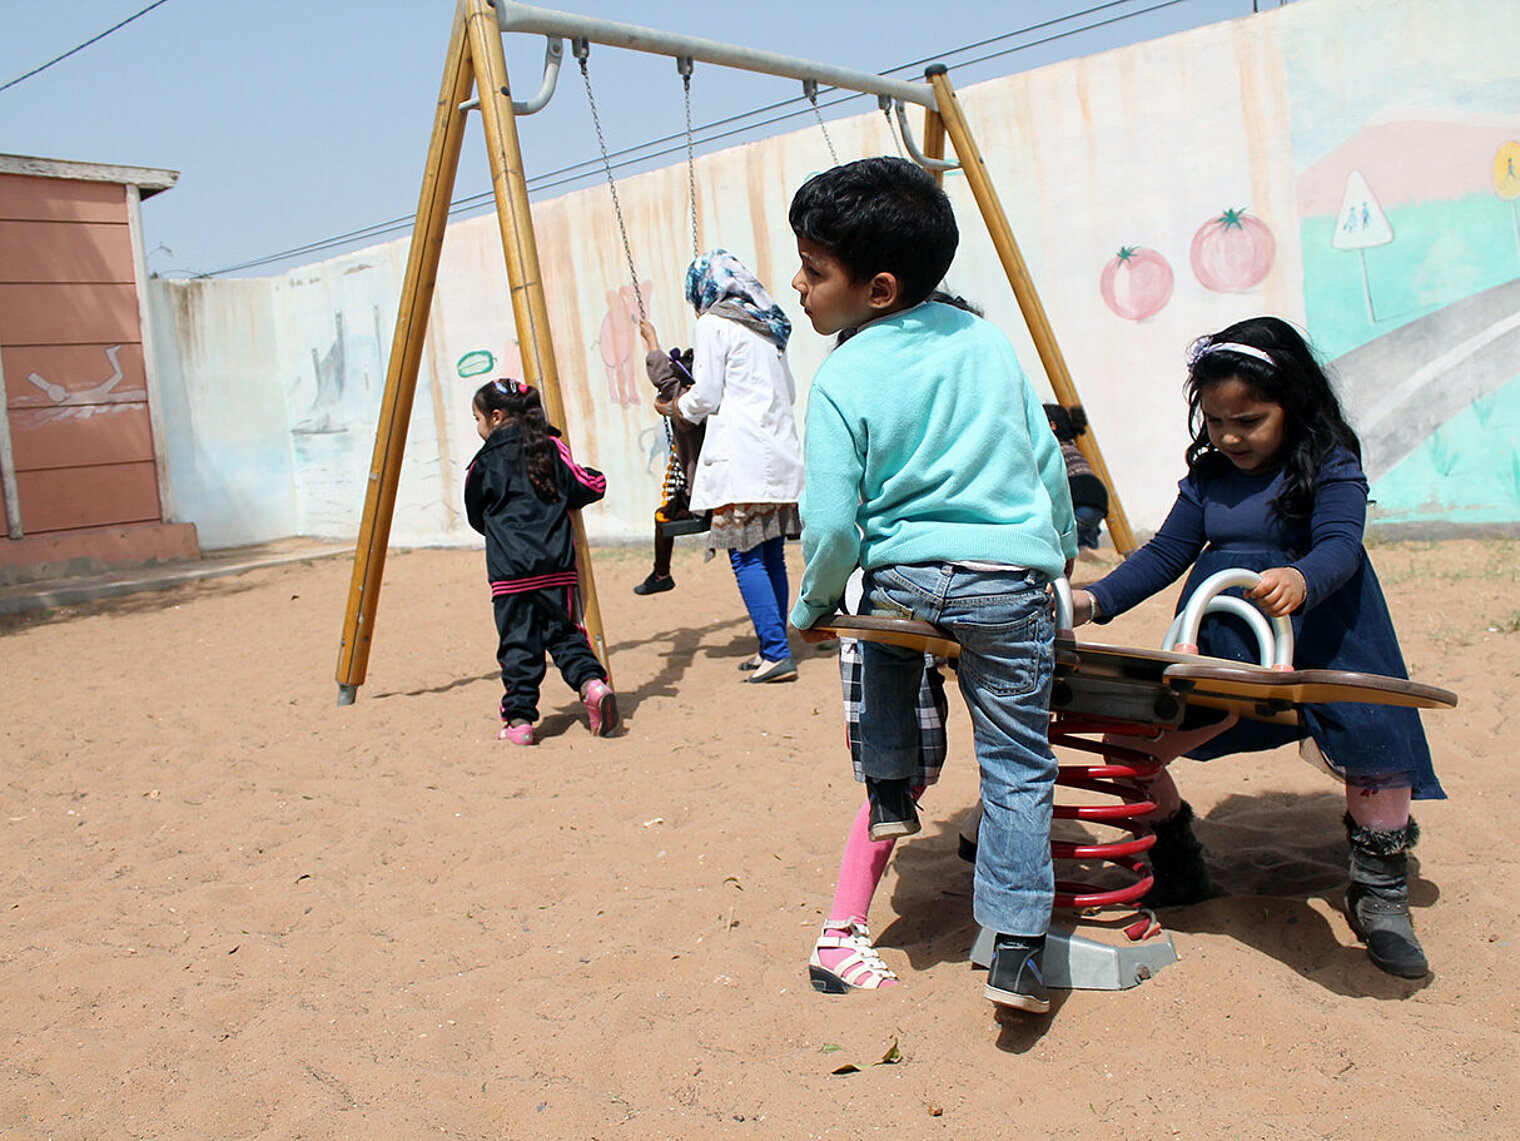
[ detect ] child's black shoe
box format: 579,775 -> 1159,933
984,934 -> 1049,1013
866,778 -> 920,842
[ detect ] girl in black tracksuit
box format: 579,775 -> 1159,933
465,379 -> 617,745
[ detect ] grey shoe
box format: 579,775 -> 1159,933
745,655 -> 797,684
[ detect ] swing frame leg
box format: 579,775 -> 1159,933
334,0 -> 612,704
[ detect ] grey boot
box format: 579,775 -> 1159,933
1141,801 -> 1215,908
1344,814 -> 1428,979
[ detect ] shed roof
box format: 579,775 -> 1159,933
0,153 -> 178,199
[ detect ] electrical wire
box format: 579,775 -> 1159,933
0,0 -> 171,95
195,0 -> 1249,277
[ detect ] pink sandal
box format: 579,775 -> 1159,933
498,722 -> 536,746
808,918 -> 899,993
583,678 -> 618,738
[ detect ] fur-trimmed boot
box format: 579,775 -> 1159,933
1141,801 -> 1215,908
1344,814 -> 1428,979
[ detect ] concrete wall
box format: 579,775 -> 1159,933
148,0 -> 1520,550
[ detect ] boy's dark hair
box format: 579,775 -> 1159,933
789,156 -> 958,308
473,378 -> 560,502
1184,315 -> 1360,526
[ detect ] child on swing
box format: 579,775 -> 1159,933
788,157 -> 1077,1014
465,378 -> 618,745
1070,317 -> 1445,979
631,319 -> 706,596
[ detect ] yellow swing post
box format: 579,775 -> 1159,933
925,66 -> 1137,556
335,3 -> 476,704
465,0 -> 611,681
335,0 -> 611,704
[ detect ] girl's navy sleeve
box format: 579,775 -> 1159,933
554,438 -> 607,511
1086,476 -> 1207,621
1291,450 -> 1368,610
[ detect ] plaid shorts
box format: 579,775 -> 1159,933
839,635 -> 949,786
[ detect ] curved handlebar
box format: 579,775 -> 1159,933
1161,568 -> 1295,669
1052,577 -> 1074,635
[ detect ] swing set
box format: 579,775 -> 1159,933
334,0 -> 1138,705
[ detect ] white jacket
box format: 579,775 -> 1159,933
677,312 -> 804,512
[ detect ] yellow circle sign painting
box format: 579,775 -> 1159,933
1494,141 -> 1520,201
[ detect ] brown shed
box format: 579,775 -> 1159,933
0,154 -> 197,585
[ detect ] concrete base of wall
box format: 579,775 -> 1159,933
0,522 -> 200,586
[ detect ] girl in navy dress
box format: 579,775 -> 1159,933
465,379 -> 617,745
1071,316 -> 1443,979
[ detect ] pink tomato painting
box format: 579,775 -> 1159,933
1099,246 -> 1174,321
1190,208 -> 1275,293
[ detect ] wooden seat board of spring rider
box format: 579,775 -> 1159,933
818,617 -> 1457,716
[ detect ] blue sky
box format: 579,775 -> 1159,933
0,0 -> 1284,278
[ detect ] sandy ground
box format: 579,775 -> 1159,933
2,537 -> 1517,1140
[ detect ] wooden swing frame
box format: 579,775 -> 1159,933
335,0 -> 1137,703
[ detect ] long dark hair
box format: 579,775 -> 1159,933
473,378 -> 559,502
1184,316 -> 1359,524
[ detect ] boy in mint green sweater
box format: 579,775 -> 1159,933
787,157 -> 1076,1015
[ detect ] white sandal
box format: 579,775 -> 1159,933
808,918 -> 898,993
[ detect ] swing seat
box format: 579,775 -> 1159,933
659,514 -> 711,537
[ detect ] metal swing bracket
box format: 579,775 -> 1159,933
460,34 -> 564,115
890,96 -> 960,172
494,1 -> 937,109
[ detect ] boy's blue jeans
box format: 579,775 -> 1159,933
860,563 -> 1056,939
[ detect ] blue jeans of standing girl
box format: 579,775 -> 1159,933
860,564 -> 1056,939
729,535 -> 791,662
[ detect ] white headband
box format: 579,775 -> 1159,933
1189,339 -> 1274,368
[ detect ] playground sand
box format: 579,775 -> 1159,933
1,538 -> 1516,1139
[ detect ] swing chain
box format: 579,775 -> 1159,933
878,95 -> 907,159
575,38 -> 645,321
803,78 -> 840,166
679,56 -> 700,264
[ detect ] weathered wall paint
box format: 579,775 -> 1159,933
148,0 -> 1520,550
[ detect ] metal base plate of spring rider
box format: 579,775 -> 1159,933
969,926 -> 1178,990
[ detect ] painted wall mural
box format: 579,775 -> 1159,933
22,344 -> 142,425
1099,246 -> 1173,321
146,0 -> 1520,550
1189,208 -> 1275,294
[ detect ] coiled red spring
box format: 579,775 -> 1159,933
1049,712 -> 1169,932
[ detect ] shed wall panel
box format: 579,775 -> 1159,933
0,220 -> 136,284
0,282 -> 142,345
8,403 -> 155,470
15,461 -> 161,533
0,172 -> 127,222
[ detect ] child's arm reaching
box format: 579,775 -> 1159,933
554,439 -> 608,511
1076,477 -> 1208,625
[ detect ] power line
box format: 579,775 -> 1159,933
0,0 -> 171,95
195,0 -> 1244,277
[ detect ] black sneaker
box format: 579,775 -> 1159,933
866,778 -> 920,842
984,934 -> 1050,1013
633,572 -> 675,595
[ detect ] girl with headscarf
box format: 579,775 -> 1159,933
657,249 -> 805,683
